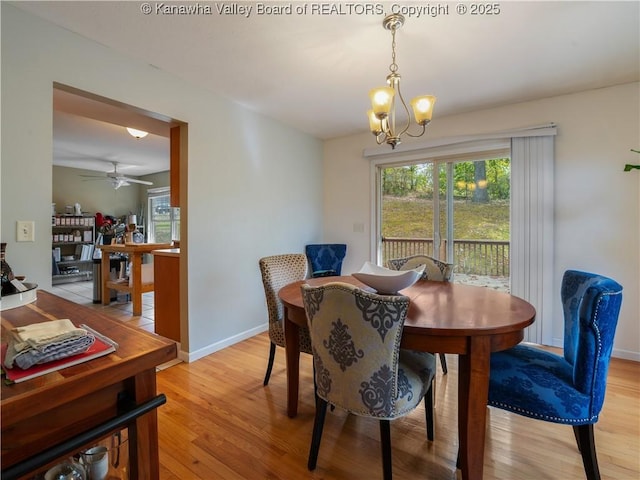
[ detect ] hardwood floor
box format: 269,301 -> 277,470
156,334 -> 640,480
48,282 -> 639,479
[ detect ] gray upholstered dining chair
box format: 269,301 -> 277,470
301,282 -> 436,480
387,254 -> 453,282
258,254 -> 313,386
387,254 -> 453,374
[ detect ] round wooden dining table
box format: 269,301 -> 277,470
279,275 -> 536,480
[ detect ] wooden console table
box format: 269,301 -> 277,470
1,290 -> 177,479
97,243 -> 171,316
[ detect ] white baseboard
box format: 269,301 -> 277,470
181,323 -> 268,363
610,348 -> 640,362
551,337 -> 639,362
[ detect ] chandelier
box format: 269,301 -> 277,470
368,14 -> 436,149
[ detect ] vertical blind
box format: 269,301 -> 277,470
510,135 -> 555,344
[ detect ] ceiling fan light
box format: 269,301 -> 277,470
411,95 -> 436,125
126,127 -> 148,139
369,87 -> 394,118
112,178 -> 128,189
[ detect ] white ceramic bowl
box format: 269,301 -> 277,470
352,261 -> 425,294
0,282 -> 38,311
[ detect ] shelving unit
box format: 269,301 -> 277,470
52,215 -> 95,285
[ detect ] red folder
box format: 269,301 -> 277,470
1,324 -> 117,384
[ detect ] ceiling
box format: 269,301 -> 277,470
53,87 -> 172,176
14,1 -> 640,175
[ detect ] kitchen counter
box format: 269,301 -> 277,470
151,248 -> 181,342
97,243 -> 171,315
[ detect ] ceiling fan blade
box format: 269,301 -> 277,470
118,177 -> 153,186
77,161 -> 153,189
81,177 -> 110,183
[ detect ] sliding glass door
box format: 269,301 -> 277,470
378,156 -> 511,290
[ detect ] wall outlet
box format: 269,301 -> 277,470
17,221 -> 35,242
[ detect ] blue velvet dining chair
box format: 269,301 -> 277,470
488,270 -> 623,480
305,244 -> 347,278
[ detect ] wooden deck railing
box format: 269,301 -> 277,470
381,237 -> 510,276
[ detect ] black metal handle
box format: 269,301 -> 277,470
2,393 -> 166,480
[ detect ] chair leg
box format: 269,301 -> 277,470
312,362 -> 319,410
308,397 -> 328,471
263,342 -> 276,386
379,419 -> 392,480
573,424 -> 601,480
439,353 -> 448,375
424,380 -> 435,441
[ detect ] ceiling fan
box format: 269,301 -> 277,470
81,161 -> 153,190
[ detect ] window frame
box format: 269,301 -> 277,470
147,187 -> 180,244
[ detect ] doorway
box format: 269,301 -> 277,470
51,84 -> 187,345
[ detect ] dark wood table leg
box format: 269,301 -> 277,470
130,252 -> 142,316
458,336 -> 491,480
127,368 -> 160,480
284,306 -> 300,418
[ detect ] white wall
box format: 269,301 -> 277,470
324,83 -> 640,360
1,5 -> 323,358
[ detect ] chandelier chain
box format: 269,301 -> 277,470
389,26 -> 398,73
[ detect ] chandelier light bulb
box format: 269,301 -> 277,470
369,87 -> 395,118
410,95 -> 436,125
367,110 -> 383,135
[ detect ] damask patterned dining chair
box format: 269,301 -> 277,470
305,243 -> 347,278
488,270 -> 623,480
301,282 -> 436,480
387,254 -> 453,282
258,254 -> 313,386
387,254 -> 453,374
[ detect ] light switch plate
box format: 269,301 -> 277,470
17,221 -> 35,242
